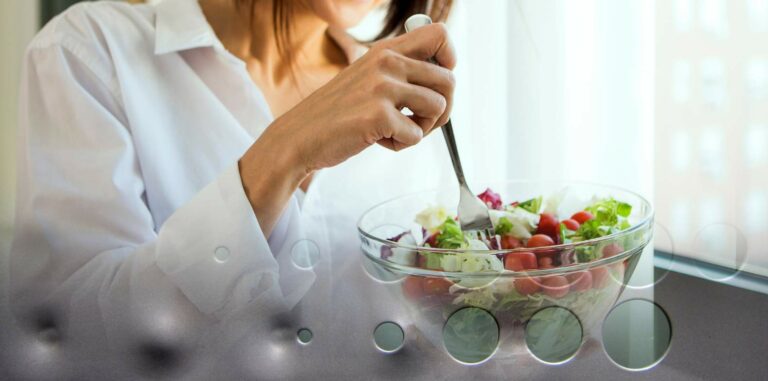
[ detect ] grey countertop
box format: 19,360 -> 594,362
528,268 -> 768,381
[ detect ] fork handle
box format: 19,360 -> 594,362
440,119 -> 468,187
404,16 -> 469,189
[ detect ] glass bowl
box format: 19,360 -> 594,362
358,181 -> 653,364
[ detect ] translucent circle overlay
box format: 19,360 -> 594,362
525,306 -> 583,364
622,222 -> 676,289
442,307 -> 499,364
373,322 -> 405,353
602,299 -> 672,371
297,328 -> 313,344
693,223 -> 748,281
213,246 -> 231,264
291,240 -> 320,269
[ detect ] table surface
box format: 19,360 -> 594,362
532,268 -> 768,381
1,243 -> 767,380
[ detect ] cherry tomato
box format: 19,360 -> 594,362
571,211 -> 594,225
541,276 -> 570,298
590,267 -> 610,289
562,219 -> 580,231
538,256 -> 553,268
602,243 -> 624,258
536,213 -> 560,241
504,252 -> 538,271
527,234 -> 555,248
402,276 -> 424,300
514,277 -> 541,295
567,271 -> 593,291
422,277 -> 453,296
500,235 -> 523,250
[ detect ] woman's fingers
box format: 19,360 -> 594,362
386,23 -> 457,70
377,108 -> 425,152
399,57 -> 455,128
391,82 -> 446,134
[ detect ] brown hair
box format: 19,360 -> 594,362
235,0 -> 454,65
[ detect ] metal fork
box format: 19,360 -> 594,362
405,15 -> 496,243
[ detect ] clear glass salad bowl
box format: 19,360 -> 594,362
357,181 -> 653,364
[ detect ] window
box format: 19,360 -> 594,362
656,0 -> 768,278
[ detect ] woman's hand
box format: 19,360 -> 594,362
240,23 -> 456,235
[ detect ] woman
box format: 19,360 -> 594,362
8,0 -> 456,377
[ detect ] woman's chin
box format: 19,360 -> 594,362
313,0 -> 381,30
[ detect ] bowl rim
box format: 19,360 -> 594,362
357,180 -> 654,277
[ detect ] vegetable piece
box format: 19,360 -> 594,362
495,216 -> 514,235
415,206 -> 451,233
538,257 -> 553,268
490,209 -> 537,239
500,235 -> 522,250
387,233 -> 418,266
541,276 -> 570,298
504,252 -> 538,271
567,271 -> 593,291
418,252 -> 444,270
517,196 -> 543,214
575,246 -> 599,263
440,253 -> 504,273
572,199 -> 633,241
402,276 -> 424,300
435,218 -> 466,249
478,188 -> 503,210
424,232 -> 439,247
514,277 -> 541,295
423,277 -> 453,296
536,213 -> 560,241
562,219 -> 580,231
602,243 -> 624,258
589,267 -> 610,289
527,234 -> 555,248
571,211 -> 594,224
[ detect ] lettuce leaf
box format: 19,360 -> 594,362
435,218 -> 467,249
518,196 -> 543,214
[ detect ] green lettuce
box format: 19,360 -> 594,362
435,218 -> 467,249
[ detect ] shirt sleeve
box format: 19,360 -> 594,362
9,29 -> 306,345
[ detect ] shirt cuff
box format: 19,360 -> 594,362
154,162 -> 283,316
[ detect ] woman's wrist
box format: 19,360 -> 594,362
238,126 -> 309,236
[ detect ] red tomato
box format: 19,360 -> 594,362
527,234 -> 555,248
500,235 -> 523,250
538,256 -> 553,268
562,219 -> 580,231
567,271 -> 593,291
514,277 -> 541,295
536,213 -> 560,241
590,267 -> 610,289
602,243 -> 624,258
571,211 -> 594,225
402,276 -> 424,300
541,276 -> 570,298
504,252 -> 538,271
422,277 -> 453,296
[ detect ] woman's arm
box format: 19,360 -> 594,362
11,26 -> 295,351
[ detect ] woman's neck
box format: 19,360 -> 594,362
199,0 -> 345,86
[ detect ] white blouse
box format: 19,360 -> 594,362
9,0 -> 453,354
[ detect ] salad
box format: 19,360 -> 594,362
379,187 -> 639,325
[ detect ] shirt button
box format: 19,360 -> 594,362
214,246 -> 230,263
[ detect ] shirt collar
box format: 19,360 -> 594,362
154,0 -> 218,55
153,0 -> 367,63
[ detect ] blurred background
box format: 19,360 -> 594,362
0,0 -> 766,289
